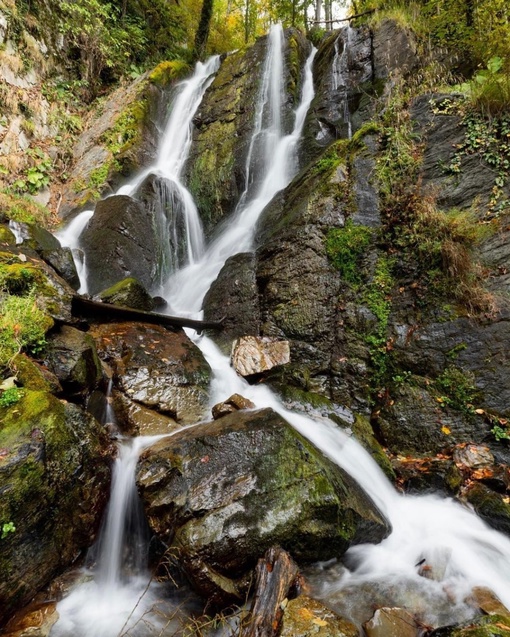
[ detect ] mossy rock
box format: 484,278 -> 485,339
431,614 -> 510,637
0,390 -> 111,623
137,407 -> 390,605
97,277 -> 155,311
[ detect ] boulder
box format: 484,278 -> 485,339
470,587 -> 510,616
430,614 -> 510,637
212,393 -> 255,420
89,322 -> 211,424
463,482 -> 510,536
137,408 -> 390,605
1,601 -> 58,637
45,326 -> 102,396
231,336 -> 290,377
96,277 -> 155,311
0,245 -> 75,324
203,252 -> 260,350
80,195 -> 161,296
112,390 -> 182,436
0,391 -> 111,624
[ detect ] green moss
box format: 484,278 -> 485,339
149,60 -> 191,86
102,99 -> 148,158
0,192 -> 52,227
325,219 -> 373,284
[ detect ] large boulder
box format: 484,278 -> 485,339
137,407 -> 390,605
80,195 -> 161,296
89,322 -> 211,424
0,391 -> 111,624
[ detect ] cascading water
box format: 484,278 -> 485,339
163,25 -> 317,315
56,56 -> 220,294
52,22 -> 510,636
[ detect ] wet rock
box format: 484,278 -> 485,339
0,392 -> 111,624
212,393 -> 255,419
203,252 -> 260,350
137,407 -> 390,605
2,601 -> 58,637
96,277 -> 155,311
470,587 -> 510,616
280,595 -> 358,637
90,322 -> 211,424
45,326 -> 102,396
377,383 -> 490,455
112,390 -> 183,436
80,195 -> 162,296
364,607 -> 421,637
231,336 -> 290,377
462,482 -> 510,536
392,455 -> 462,495
11,353 -> 62,394
431,614 -> 510,637
303,26 -> 372,163
453,444 -> 494,471
372,19 -> 419,80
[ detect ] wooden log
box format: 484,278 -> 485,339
312,8 -> 375,25
239,547 -> 299,637
71,295 -> 224,332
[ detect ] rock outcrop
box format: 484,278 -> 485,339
137,407 -> 390,605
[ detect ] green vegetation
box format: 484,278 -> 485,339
0,387 -> 24,408
325,220 -> 373,285
0,192 -> 52,226
1,522 -> 15,540
435,365 -> 479,414
0,291 -> 53,372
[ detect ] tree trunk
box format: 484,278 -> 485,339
193,0 -> 215,60
314,0 -> 323,26
239,547 -> 300,637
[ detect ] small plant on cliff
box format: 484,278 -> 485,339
0,387 -> 24,408
325,220 -> 373,285
435,365 -> 480,414
1,522 -> 15,539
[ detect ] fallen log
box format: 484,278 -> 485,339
71,295 -> 224,332
239,547 -> 299,637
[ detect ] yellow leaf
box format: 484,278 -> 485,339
298,609 -> 314,621
312,618 -> 328,627
441,425 -> 451,435
475,408 -> 485,414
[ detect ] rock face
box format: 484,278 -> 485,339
96,277 -> 155,311
89,322 -> 211,424
0,391 -> 111,624
45,325 -> 102,396
137,408 -> 390,604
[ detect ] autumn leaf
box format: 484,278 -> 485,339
312,618 -> 329,627
441,425 -> 451,435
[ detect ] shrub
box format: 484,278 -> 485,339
0,292 -> 53,371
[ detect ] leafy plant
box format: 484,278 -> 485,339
0,291 -> 52,371
435,365 -> 479,414
1,522 -> 15,540
0,387 -> 24,408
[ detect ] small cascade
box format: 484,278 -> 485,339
331,26 -> 352,139
163,26 -> 317,315
52,435 -> 179,637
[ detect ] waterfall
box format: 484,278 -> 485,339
57,56 -> 220,292
51,22 -> 510,635
163,25 -> 317,315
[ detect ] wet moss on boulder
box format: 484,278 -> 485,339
0,390 -> 111,624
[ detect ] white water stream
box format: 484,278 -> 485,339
51,23 -> 510,637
